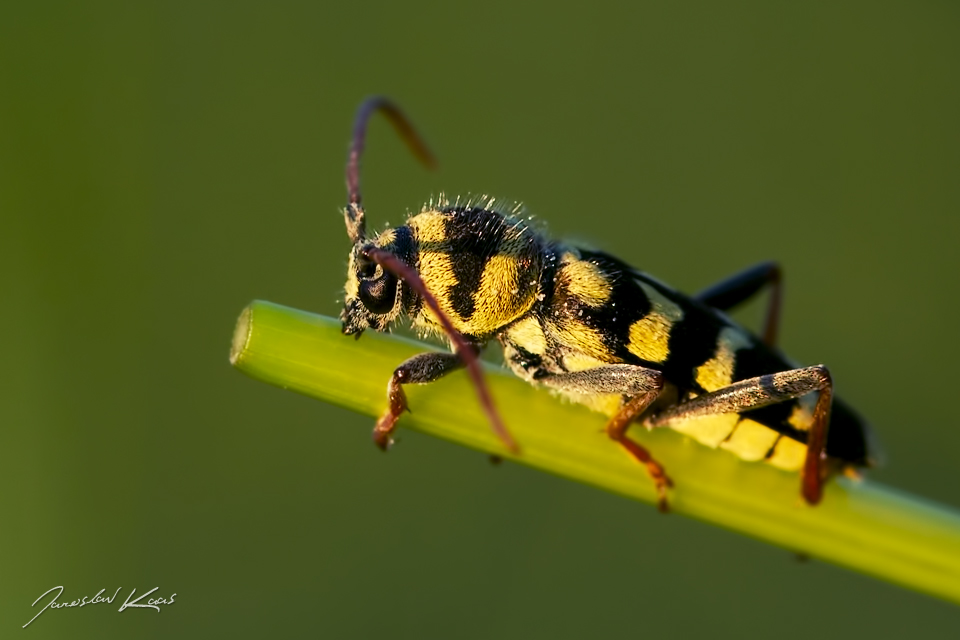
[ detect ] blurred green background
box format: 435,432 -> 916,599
3,1 -> 959,637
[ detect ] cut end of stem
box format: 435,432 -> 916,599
230,304 -> 254,366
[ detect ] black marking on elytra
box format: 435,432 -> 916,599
559,249 -> 654,361
441,207 -> 511,321
571,251 -> 730,389
534,245 -> 561,317
661,305 -> 724,392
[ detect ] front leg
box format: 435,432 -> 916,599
373,349 -> 474,449
534,365 -> 673,511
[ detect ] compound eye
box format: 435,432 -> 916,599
356,255 -> 378,280
358,270 -> 398,314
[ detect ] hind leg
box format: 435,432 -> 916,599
695,261 -> 783,348
647,365 -> 834,504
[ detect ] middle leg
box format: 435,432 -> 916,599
534,364 -> 672,511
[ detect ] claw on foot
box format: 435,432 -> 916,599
372,418 -> 395,451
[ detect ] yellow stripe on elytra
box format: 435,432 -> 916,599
546,318 -> 612,364
566,321 -> 610,361
695,327 -> 753,392
626,282 -> 684,363
558,259 -> 612,308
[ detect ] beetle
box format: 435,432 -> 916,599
338,96 -> 876,511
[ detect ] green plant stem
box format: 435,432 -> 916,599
231,300 -> 960,605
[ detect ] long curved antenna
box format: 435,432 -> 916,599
344,97 -> 438,243
364,246 -> 520,455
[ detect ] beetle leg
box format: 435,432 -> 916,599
694,261 -> 783,348
533,365 -> 672,511
648,365 -> 833,505
373,350 -> 471,450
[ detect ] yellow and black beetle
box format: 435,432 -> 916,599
339,97 -> 876,511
